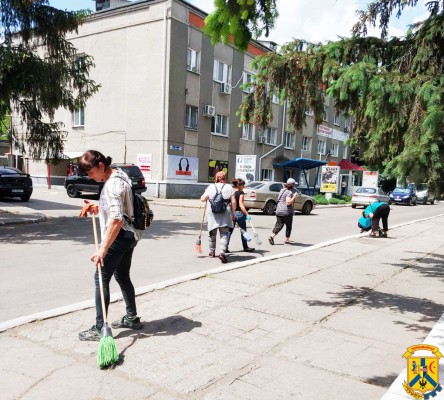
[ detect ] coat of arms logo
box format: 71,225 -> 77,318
403,344 -> 442,399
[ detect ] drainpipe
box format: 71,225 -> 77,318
157,1 -> 169,197
258,100 -> 287,180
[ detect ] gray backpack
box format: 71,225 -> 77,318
209,184 -> 228,214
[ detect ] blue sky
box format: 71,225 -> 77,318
48,0 -> 428,44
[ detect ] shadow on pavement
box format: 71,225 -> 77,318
0,197 -> 81,211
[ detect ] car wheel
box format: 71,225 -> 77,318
431,199 -> 435,205
302,201 -> 313,215
66,184 -> 80,198
20,195 -> 31,202
351,204 -> 356,209
407,199 -> 412,206
263,200 -> 276,215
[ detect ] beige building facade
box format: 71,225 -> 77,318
24,0 -> 351,197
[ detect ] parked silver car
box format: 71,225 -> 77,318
243,181 -> 316,215
415,183 -> 435,205
351,187 -> 390,208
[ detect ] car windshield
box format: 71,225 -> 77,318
356,187 -> 376,194
119,166 -> 142,176
245,182 -> 265,189
394,188 -> 410,194
0,167 -> 25,175
416,184 -> 427,191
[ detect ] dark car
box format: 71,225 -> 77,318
389,186 -> 417,206
0,166 -> 33,201
65,163 -> 146,198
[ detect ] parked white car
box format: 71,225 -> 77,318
351,187 -> 390,208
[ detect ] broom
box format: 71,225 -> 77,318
195,201 -> 207,254
91,213 -> 119,369
248,219 -> 262,245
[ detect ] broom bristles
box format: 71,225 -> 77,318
97,336 -> 119,369
194,243 -> 202,254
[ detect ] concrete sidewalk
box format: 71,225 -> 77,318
1,216 -> 444,399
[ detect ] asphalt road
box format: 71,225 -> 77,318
1,187 -> 443,323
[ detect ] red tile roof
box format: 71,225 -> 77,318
339,159 -> 367,171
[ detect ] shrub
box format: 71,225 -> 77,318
313,195 -> 329,205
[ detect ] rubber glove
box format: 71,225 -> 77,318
246,215 -> 251,221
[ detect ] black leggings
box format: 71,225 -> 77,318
272,214 -> 293,238
372,203 -> 390,231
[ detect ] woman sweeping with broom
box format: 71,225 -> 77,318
78,150 -> 142,366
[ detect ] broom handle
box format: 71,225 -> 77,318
248,219 -> 257,234
198,201 -> 207,237
92,214 -> 108,325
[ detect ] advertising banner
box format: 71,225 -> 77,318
166,155 -> 199,182
235,155 -> 257,184
317,125 -> 333,138
321,165 -> 340,193
208,159 -> 228,182
136,153 -> 152,181
362,171 -> 379,188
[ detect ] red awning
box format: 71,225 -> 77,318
339,159 -> 367,171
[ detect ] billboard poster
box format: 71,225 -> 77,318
235,155 -> 257,184
362,171 -> 379,188
321,166 -> 340,193
208,159 -> 228,182
136,153 -> 152,181
317,125 -> 333,138
166,155 -> 199,182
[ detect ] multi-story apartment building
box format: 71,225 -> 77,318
25,0 -> 352,197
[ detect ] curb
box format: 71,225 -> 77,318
2,213 -> 443,333
0,212 -> 47,225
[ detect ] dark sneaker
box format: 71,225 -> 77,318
268,236 -> 274,245
79,325 -> 102,341
111,315 -> 143,330
219,254 -> 228,263
243,247 -> 255,252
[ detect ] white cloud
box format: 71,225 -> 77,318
188,0 -> 430,45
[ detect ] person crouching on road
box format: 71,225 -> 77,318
268,178 -> 300,245
363,201 -> 391,237
78,150 -> 142,341
227,178 -> 255,253
200,171 -> 235,263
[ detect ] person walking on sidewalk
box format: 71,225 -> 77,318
268,178 -> 300,245
227,178 -> 255,253
78,150 -> 142,341
363,201 -> 391,237
200,171 -> 236,263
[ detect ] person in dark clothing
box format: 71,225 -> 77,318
363,201 -> 391,237
227,178 -> 254,252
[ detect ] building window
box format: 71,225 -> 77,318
185,105 -> 198,130
284,132 -> 295,149
343,146 -> 348,159
243,72 -> 254,93
73,108 -> 84,127
302,136 -> 312,151
187,48 -> 200,73
333,111 -> 340,126
213,60 -> 231,84
272,92 -> 280,104
211,114 -> 229,136
323,106 -> 329,122
344,117 -> 350,132
331,143 -> 339,157
317,139 -> 326,155
242,123 -> 254,141
265,127 -> 276,145
261,168 -> 273,181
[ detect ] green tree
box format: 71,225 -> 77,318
205,1 -> 444,192
0,0 -> 99,162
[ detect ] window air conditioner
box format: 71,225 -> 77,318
344,127 -> 349,133
258,136 -> 266,144
203,105 -> 216,117
220,83 -> 232,95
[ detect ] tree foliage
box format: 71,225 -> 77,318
0,0 -> 99,162
205,0 -> 444,191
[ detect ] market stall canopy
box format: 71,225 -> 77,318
338,159 -> 367,171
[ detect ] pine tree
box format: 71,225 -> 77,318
205,1 -> 444,192
0,0 -> 99,162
